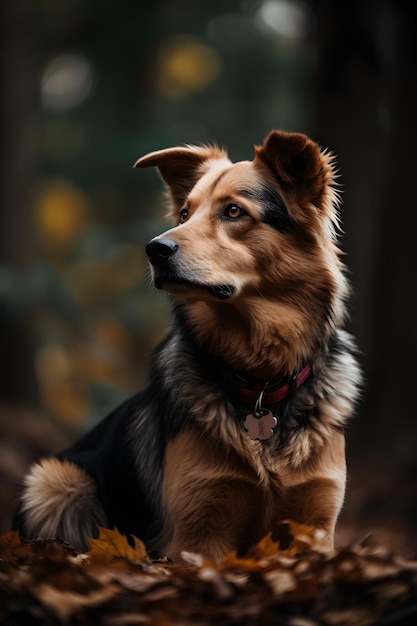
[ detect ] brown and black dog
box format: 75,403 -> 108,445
15,130 -> 361,561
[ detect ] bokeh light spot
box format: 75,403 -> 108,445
36,179 -> 90,253
155,36 -> 222,98
256,0 -> 311,40
41,54 -> 95,110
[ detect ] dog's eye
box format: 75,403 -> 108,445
179,209 -> 189,224
225,204 -> 244,219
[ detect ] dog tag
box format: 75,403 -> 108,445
243,409 -> 277,441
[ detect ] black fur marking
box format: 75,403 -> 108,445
210,284 -> 235,299
55,391 -> 166,554
152,267 -> 235,301
239,185 -> 291,233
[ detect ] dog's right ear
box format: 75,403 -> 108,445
134,145 -> 227,210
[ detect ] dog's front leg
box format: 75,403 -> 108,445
163,431 -> 264,562
164,476 -> 264,562
274,432 -> 347,552
278,476 -> 346,552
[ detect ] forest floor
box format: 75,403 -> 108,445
1,405 -> 416,625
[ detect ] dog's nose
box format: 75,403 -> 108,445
146,237 -> 179,267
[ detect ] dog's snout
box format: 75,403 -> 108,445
146,237 -> 178,267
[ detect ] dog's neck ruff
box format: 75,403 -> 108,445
225,365 -> 311,407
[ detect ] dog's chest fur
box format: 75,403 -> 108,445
163,430 -> 268,558
151,326 -> 356,559
162,425 -> 346,559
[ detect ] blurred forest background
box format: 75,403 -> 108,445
0,0 -> 416,554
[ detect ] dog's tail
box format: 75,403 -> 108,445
14,458 -> 107,551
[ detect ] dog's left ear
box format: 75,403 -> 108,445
254,130 -> 327,203
134,145 -> 228,210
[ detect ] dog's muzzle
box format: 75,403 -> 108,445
146,237 -> 178,268
145,236 -> 235,300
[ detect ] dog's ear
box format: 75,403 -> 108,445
134,145 -> 227,210
254,130 -> 328,204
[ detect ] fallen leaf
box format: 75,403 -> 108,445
1,522 -> 417,625
180,550 -> 206,568
88,527 -> 148,564
0,531 -> 22,551
247,533 -> 281,560
284,520 -> 327,555
103,613 -> 151,625
264,569 -> 297,596
33,581 -> 120,623
198,566 -> 235,601
323,608 -> 374,625
0,531 -> 34,564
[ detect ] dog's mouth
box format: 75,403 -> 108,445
154,276 -> 235,301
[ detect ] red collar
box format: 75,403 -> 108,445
233,365 -> 311,406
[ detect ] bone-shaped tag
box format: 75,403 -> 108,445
243,409 -> 277,440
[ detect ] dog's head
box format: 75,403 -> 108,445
135,130 -> 347,373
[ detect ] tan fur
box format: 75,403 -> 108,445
164,429 -> 346,560
164,431 -> 264,561
136,135 -> 347,380
20,459 -> 106,550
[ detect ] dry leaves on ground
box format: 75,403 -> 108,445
1,522 -> 416,625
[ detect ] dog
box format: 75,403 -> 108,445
15,130 -> 361,561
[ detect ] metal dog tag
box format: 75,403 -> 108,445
243,409 -> 277,441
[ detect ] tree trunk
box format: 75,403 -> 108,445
312,1 -> 417,460
0,0 -> 39,405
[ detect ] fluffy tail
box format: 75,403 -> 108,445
14,458 -> 107,551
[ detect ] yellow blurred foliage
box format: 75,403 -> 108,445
42,381 -> 89,426
93,320 -> 134,357
156,36 -> 222,98
71,343 -> 130,390
36,179 -> 89,252
36,344 -> 71,388
67,245 -> 147,307
70,320 -> 134,389
36,345 -> 88,425
36,327 -> 135,425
